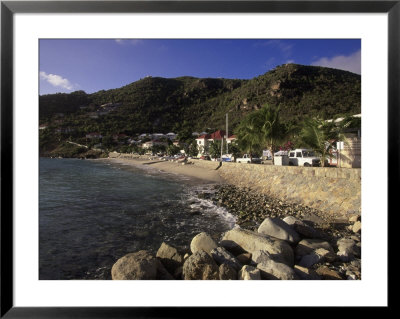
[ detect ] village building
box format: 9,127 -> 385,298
195,130 -> 237,155
141,140 -> 168,149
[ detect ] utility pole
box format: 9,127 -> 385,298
226,113 -> 229,154
220,134 -> 224,160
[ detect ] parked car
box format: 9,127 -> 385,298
236,154 -> 263,164
199,155 -> 211,161
288,149 -> 321,167
221,154 -> 234,162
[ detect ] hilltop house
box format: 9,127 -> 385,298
195,130 -> 237,155
141,140 -> 168,149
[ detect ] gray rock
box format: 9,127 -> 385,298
156,242 -> 184,274
182,251 -> 219,280
221,227 -> 294,266
211,247 -> 242,271
251,250 -> 286,265
283,216 -> 321,238
295,239 -> 334,260
111,250 -> 158,280
258,217 -> 300,244
219,264 -> 237,280
257,259 -> 297,280
236,252 -> 252,265
190,232 -> 218,255
298,248 -> 336,268
294,265 -> 321,280
238,265 -> 261,280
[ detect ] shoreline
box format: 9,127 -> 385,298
100,156 -> 225,185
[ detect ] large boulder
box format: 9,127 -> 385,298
298,248 -> 336,268
210,247 -> 242,271
251,250 -> 297,280
190,232 -> 218,255
182,251 -> 219,280
111,250 -> 158,280
295,239 -> 334,260
283,216 -> 321,238
258,217 -> 300,244
251,249 -> 289,265
257,260 -> 297,280
220,227 -> 294,266
219,264 -> 237,280
238,265 -> 261,280
156,242 -> 184,274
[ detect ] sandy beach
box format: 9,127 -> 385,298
101,156 -> 224,184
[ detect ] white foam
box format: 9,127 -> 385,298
186,189 -> 237,229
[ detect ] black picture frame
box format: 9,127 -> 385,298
1,0 -> 395,317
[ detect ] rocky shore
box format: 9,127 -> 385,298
111,185 -> 361,280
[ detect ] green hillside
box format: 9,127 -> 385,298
39,64 -> 361,155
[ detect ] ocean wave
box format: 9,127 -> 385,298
185,187 -> 237,229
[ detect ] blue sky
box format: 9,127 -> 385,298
39,39 -> 361,95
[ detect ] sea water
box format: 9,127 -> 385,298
39,158 -> 236,279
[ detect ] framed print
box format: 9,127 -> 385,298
1,0 -> 396,317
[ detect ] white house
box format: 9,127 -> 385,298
195,130 -> 237,155
141,140 -> 168,149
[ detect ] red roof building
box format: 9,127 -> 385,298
195,130 -> 237,155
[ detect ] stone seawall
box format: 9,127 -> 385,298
193,160 -> 361,217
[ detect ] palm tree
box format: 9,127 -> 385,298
236,113 -> 263,161
258,104 -> 285,164
299,116 -> 346,167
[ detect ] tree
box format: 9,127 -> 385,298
258,104 -> 286,164
228,142 -> 241,160
235,112 -> 263,161
167,145 -> 180,156
299,116 -> 346,167
188,141 -> 199,157
209,140 -> 222,159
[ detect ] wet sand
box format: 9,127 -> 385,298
102,157 -> 224,184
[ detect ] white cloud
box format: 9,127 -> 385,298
286,59 -> 295,64
311,49 -> 361,74
40,71 -> 74,90
115,39 -> 143,45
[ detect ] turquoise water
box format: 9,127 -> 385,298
39,158 -> 235,280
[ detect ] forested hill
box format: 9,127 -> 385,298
39,63 -> 361,135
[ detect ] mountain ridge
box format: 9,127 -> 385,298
39,63 -> 361,137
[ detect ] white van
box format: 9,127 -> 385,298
288,149 -> 321,167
